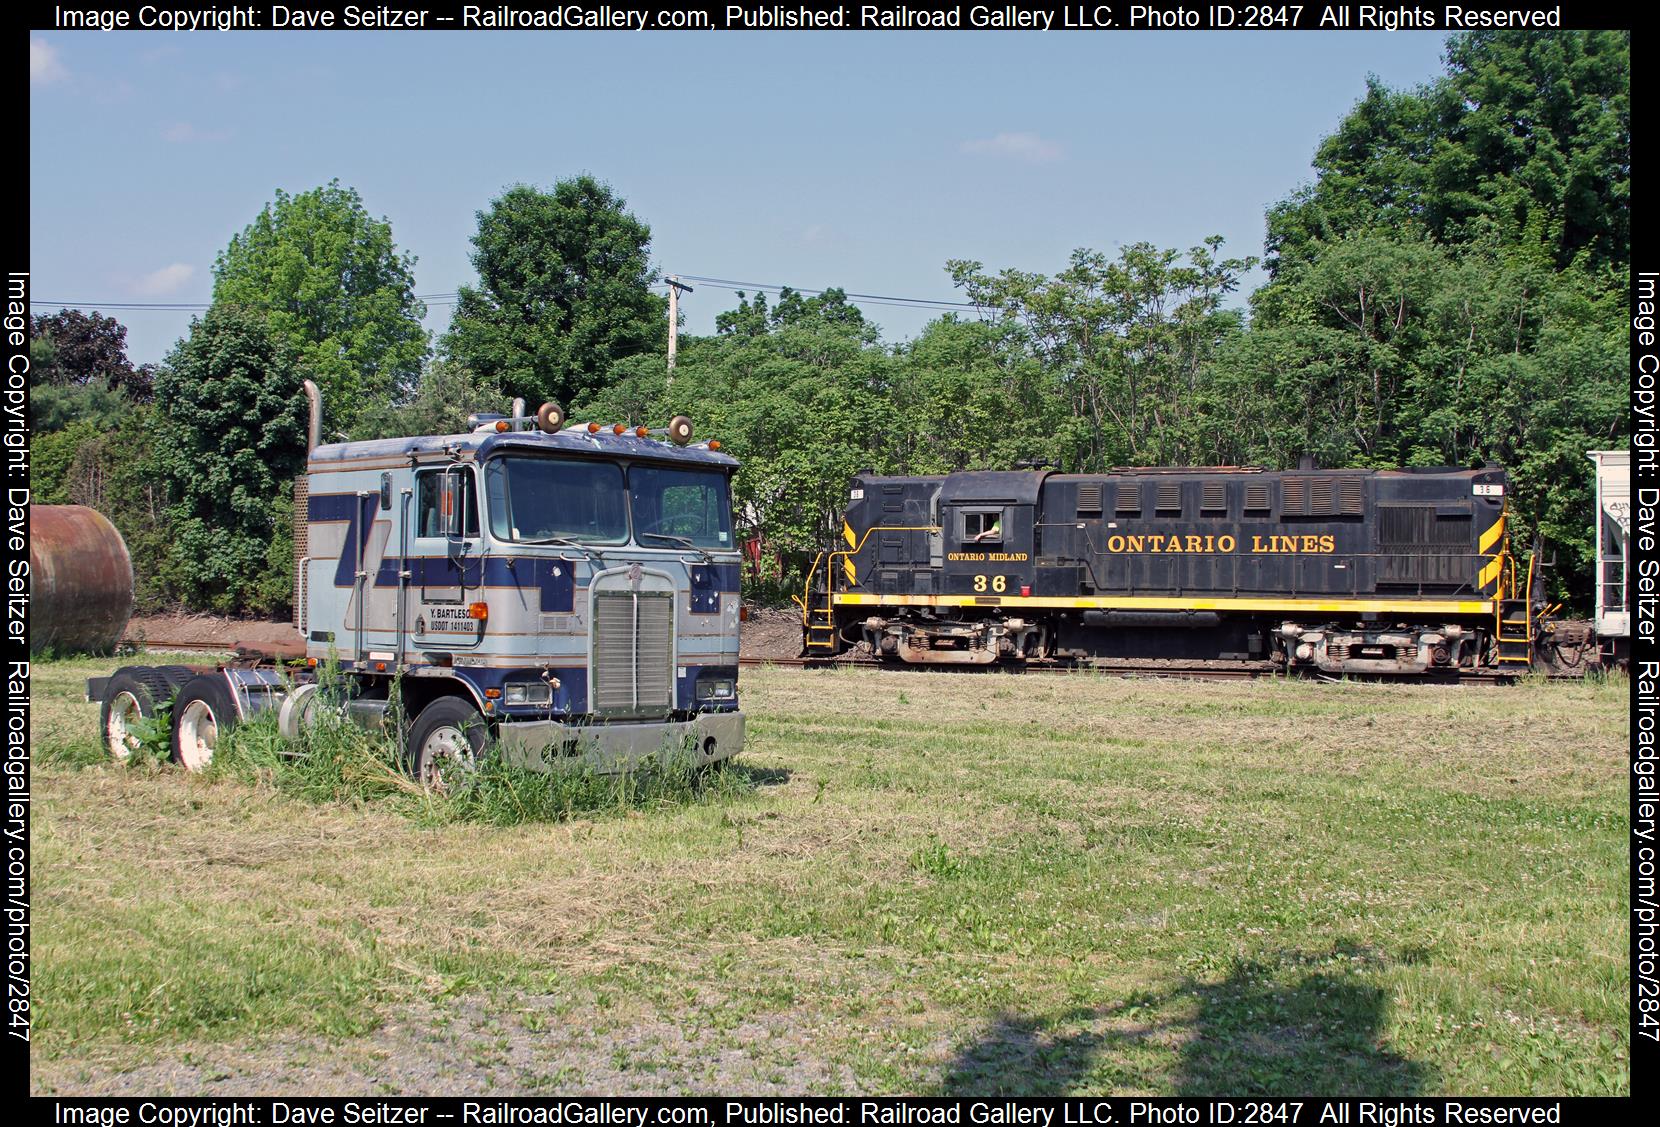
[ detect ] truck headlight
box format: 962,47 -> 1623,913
696,678 -> 736,701
503,681 -> 553,706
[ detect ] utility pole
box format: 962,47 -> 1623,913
666,275 -> 693,379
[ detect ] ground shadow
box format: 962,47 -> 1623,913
1172,945 -> 1431,1095
938,944 -> 1431,1095
728,763 -> 792,788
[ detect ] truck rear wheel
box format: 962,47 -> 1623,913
100,668 -> 175,762
406,697 -> 487,790
171,675 -> 238,772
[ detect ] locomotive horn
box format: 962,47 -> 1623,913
535,402 -> 567,434
668,415 -> 694,446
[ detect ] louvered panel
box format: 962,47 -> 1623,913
1311,478 -> 1337,516
634,595 -> 675,710
1117,484 -> 1141,515
1281,478 -> 1308,515
1156,483 -> 1182,513
1077,482 -> 1103,515
1339,477 -> 1365,515
592,591 -> 674,716
1201,482 -> 1227,513
1244,483 -> 1271,512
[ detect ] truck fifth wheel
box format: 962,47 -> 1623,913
87,384 -> 745,782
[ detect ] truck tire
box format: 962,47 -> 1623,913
156,665 -> 197,693
406,697 -> 487,790
99,668 -> 176,762
171,674 -> 238,772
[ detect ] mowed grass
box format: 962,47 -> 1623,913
30,655 -> 1629,1095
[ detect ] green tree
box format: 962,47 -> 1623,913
949,238 -> 1254,470
577,288 -> 892,585
151,306 -> 309,614
352,358 -> 512,440
443,177 -> 667,408
212,180 -> 428,433
29,379 -> 132,434
1267,31 -> 1630,276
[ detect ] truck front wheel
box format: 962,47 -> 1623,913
406,697 -> 487,790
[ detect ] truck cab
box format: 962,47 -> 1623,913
295,405 -> 744,779
92,392 -> 745,783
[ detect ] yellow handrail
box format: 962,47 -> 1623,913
798,525 -> 943,627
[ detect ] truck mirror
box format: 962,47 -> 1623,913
442,471 -> 468,538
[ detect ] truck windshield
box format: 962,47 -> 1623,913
485,456 -> 629,544
629,466 -> 734,550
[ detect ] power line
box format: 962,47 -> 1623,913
38,275 -> 981,316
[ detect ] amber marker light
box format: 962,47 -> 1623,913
708,440 -> 722,450
587,422 -> 602,434
494,420 -> 510,432
468,602 -> 489,620
634,426 -> 648,438
612,423 -> 626,435
484,687 -> 501,699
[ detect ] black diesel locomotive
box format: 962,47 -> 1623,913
800,463 -> 1533,675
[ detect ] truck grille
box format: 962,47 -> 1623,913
592,591 -> 674,717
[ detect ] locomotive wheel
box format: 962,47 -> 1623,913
170,675 -> 238,772
100,668 -> 175,762
406,697 -> 488,791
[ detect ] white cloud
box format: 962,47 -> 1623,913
162,121 -> 233,143
31,39 -> 68,85
131,263 -> 195,298
959,131 -> 1064,164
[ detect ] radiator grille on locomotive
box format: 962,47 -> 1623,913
1377,505 -> 1474,586
1077,482 -> 1103,515
592,591 -> 675,716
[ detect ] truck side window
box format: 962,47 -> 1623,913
416,470 -> 479,538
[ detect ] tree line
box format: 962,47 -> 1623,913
30,30 -> 1628,613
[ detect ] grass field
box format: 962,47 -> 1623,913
29,655 -> 1629,1095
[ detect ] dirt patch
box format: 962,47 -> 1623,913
741,606 -> 805,660
125,612 -> 302,655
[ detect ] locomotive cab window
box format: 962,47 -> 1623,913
961,509 -> 1004,544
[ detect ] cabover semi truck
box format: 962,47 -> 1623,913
87,384 -> 745,783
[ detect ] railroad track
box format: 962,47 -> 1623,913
735,654 -> 1562,684
123,638 -> 1573,684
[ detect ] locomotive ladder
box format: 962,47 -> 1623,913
800,551 -> 839,652
1494,550 -> 1537,669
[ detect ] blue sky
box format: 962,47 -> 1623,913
30,30 -> 1453,366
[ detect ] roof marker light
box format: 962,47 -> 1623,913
587,422 -> 602,434
612,423 -> 627,436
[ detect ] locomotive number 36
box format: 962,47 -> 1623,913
973,575 -> 1007,593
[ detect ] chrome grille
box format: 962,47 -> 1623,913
592,591 -> 674,716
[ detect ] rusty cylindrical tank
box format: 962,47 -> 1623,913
29,505 -> 133,656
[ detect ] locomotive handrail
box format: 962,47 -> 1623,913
799,525 -> 943,627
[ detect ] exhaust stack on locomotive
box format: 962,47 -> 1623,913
802,463 -> 1538,676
